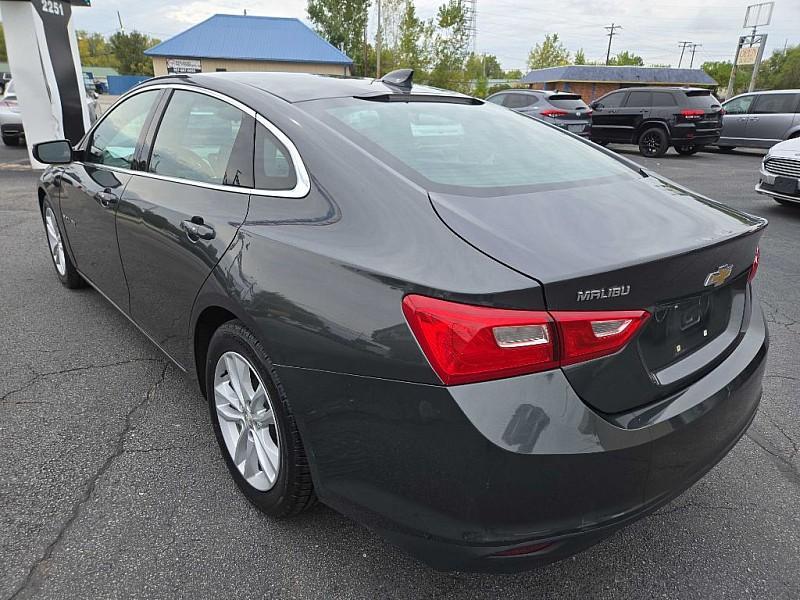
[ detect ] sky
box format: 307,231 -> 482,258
59,0 -> 800,71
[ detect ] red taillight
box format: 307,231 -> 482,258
540,109 -> 568,117
402,295 -> 650,385
551,310 -> 650,366
401,295 -> 557,386
681,109 -> 705,120
492,542 -> 553,557
748,246 -> 760,283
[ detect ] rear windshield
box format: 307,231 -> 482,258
311,98 -> 635,193
547,94 -> 588,110
684,90 -> 721,109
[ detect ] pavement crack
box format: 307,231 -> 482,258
0,358 -> 163,404
6,362 -> 169,600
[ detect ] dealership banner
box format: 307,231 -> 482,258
166,58 -> 202,74
0,0 -> 91,168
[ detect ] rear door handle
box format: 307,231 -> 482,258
94,189 -> 119,208
181,218 -> 216,241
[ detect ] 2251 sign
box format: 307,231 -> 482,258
41,0 -> 66,16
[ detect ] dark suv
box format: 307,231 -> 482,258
590,87 -> 723,157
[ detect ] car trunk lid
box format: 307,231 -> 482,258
430,174 -> 766,413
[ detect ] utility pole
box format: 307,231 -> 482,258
677,41 -> 692,67
117,11 -> 125,33
605,23 -> 622,65
689,43 -> 702,68
376,0 -> 382,78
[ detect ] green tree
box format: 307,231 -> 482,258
307,0 -> 371,76
574,48 -> 586,65
428,0 -> 470,92
109,31 -> 159,75
0,24 -> 7,63
759,45 -> 800,90
503,68 -> 523,80
609,50 -> 644,66
527,33 -> 570,70
396,0 -> 426,72
702,61 -> 750,96
77,30 -> 117,68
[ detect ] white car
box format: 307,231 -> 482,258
756,136 -> 800,206
0,79 -> 99,146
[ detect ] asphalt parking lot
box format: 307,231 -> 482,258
1,141 -> 798,599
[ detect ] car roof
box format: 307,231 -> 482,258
728,89 -> 800,96
139,72 -> 473,104
489,89 -> 579,97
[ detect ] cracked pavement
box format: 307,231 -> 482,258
1,143 -> 798,599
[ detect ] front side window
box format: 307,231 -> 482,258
724,95 -> 755,115
149,90 -> 249,186
751,93 -> 799,115
316,99 -> 635,193
87,90 -> 159,169
598,92 -> 624,108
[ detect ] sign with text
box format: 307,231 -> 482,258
166,58 -> 202,74
737,46 -> 760,66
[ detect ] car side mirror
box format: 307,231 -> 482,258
590,102 -> 601,110
33,139 -> 73,164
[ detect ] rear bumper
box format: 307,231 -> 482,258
276,294 -> 767,573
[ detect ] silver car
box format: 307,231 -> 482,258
486,89 -> 592,137
0,80 -> 23,146
756,135 -> 800,206
718,89 -> 800,151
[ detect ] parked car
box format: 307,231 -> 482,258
755,135 -> 800,205
485,89 -> 592,136
33,71 -> 767,573
0,80 -> 24,146
717,90 -> 800,151
0,79 -> 99,146
589,87 -> 723,157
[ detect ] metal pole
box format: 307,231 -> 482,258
689,43 -> 702,68
677,41 -> 691,68
749,33 -> 767,92
726,36 -> 744,100
376,0 -> 382,78
605,23 -> 621,65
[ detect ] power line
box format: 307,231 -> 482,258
677,41 -> 692,67
689,43 -> 702,68
604,23 -> 622,65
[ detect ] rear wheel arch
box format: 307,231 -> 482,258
634,121 -> 669,143
193,305 -> 239,396
787,129 -> 800,139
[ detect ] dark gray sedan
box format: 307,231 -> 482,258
486,88 -> 592,136
34,71 -> 767,573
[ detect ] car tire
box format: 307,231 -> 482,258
206,320 -> 316,518
41,196 -> 85,289
675,145 -> 699,156
716,146 -> 736,153
2,134 -> 20,146
638,127 -> 669,158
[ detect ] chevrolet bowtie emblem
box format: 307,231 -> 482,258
704,264 -> 734,288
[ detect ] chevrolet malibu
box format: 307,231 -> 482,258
33,71 -> 768,572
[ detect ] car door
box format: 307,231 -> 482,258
720,94 -> 756,145
619,90 -> 652,142
115,88 -> 254,367
746,93 -> 800,147
58,88 -> 163,312
590,91 -> 627,142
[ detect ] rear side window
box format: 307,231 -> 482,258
254,122 -> 297,191
625,91 -> 652,107
652,92 -> 677,107
724,95 -> 755,115
598,92 -> 624,108
149,90 -> 252,187
319,99 -> 635,192
547,94 -> 588,110
88,90 -> 159,169
486,94 -> 504,105
684,90 -> 721,109
504,94 -> 537,109
751,93 -> 799,114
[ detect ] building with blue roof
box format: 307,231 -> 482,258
145,14 -> 353,77
521,65 -> 718,101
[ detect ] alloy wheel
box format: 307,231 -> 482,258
214,351 -> 281,491
641,132 -> 661,156
44,207 -> 66,276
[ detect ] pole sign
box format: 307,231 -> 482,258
0,0 -> 91,168
166,58 -> 202,74
737,46 -> 760,66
